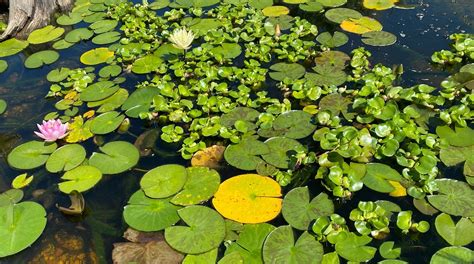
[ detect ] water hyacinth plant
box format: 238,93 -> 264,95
34,119 -> 68,142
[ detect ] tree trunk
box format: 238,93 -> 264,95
0,0 -> 73,40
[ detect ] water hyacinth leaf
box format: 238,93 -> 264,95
27,25 -> 65,44
282,187 -> 334,230
363,163 -> 405,193
57,12 -> 83,25
224,139 -> 269,171
131,54 -> 163,74
24,50 -> 60,69
0,189 -> 23,206
46,144 -> 86,172
316,31 -> 348,48
262,6 -> 290,17
64,28 -> 94,43
0,99 -> 6,115
334,232 -> 376,262
171,167 -> 220,206
379,241 -> 401,259
88,88 -> 129,113
263,226 -> 324,263
58,165 -> 102,193
269,110 -> 317,139
0,38 -> 29,58
7,141 -> 57,170
340,16 -> 383,34
0,202 -> 47,257
89,141 -> 140,174
183,248 -> 218,264
269,63 -> 306,81
430,246 -> 474,264
325,8 -> 362,23
89,19 -> 118,34
225,223 -> 276,263
316,0 -> 347,7
92,31 -> 121,45
123,190 -> 181,232
362,31 -> 397,46
262,137 -> 305,169
80,48 -> 114,65
140,164 -> 187,199
435,213 -> 474,246
165,206 -> 225,254
363,0 -> 398,10
90,111 -> 125,134
212,174 -> 282,223
299,1 -> 324,12
80,81 -> 119,102
427,179 -> 474,217
0,60 -> 8,73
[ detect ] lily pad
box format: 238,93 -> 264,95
123,190 -> 181,232
299,1 -> 324,12
334,232 -> 376,262
0,189 -> 23,206
212,43 -> 242,59
89,141 -> 140,174
261,110 -> 316,139
92,31 -> 121,45
64,28 -> 94,43
319,94 -> 352,118
440,145 -> 474,177
325,8 -> 362,23
363,0 -> 398,10
263,226 -> 324,263
90,111 -> 125,134
7,141 -> 57,170
305,66 -> 347,86
435,213 -> 474,246
171,167 -> 220,206
340,16 -> 383,34
0,38 -> 29,58
183,248 -> 218,264
131,54 -> 163,74
316,31 -> 349,48
24,50 -> 60,69
58,165 -> 103,193
0,99 -> 6,114
261,137 -> 305,169
262,6 -> 290,17
379,241 -> 401,259
430,246 -> 474,264
88,88 -> 129,113
0,60 -> 7,73
220,107 -> 260,129
140,164 -> 188,199
80,81 -> 119,102
363,163 -> 405,193
57,12 -> 83,25
224,139 -> 269,171
99,64 -> 122,78
212,174 -> 282,223
269,63 -> 306,81
165,205 -> 225,254
89,19 -> 118,34
362,31 -> 397,46
46,144 -> 86,172
282,187 -> 334,230
53,39 -> 75,50
0,202 -> 47,257
27,25 -> 65,44
436,126 -> 474,147
121,86 -> 157,118
80,48 -> 114,65
427,179 -> 474,217
316,0 -> 347,7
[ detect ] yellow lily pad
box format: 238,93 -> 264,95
363,0 -> 398,11
340,16 -> 383,34
80,48 -> 114,65
12,173 -> 33,189
389,180 -> 407,197
262,6 -> 290,17
212,174 -> 282,223
191,145 -> 225,169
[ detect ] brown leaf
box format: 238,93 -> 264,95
112,241 -> 184,264
191,145 -> 225,169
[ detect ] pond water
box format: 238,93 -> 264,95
0,0 -> 473,263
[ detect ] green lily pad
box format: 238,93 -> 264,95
362,31 -> 397,46
436,126 -> 474,147
80,47 -> 114,65
269,63 -> 306,81
47,67 -> 71,83
363,163 -> 405,193
0,189 -> 23,206
440,145 -> 473,177
0,38 -> 29,58
7,141 -> 57,170
165,205 -> 225,254
24,50 -> 60,69
92,31 -> 121,45
89,141 -> 139,174
224,139 -> 270,171
319,94 -> 353,118
263,110 -> 316,139
80,81 -> 119,102
317,0 -> 347,7
140,164 -> 188,198
379,241 -> 401,259
183,248 -> 218,264
90,111 -> 125,134
430,246 -> 474,264
121,86 -> 157,118
220,107 -> 260,130
299,1 -> 324,12
225,223 -> 276,264
58,165 -> 103,193
99,64 -> 122,78
89,19 -> 118,34
262,137 -> 305,169
0,202 -> 47,257
262,6 -> 290,17
0,99 -> 6,115
219,251 -> 244,264
45,144 -> 86,172
282,187 -> 334,230
123,190 -> 181,232
27,25 -> 65,44
316,31 -> 349,48
171,167 -> 220,206
64,28 -> 94,43
325,8 -> 362,23
88,88 -> 129,113
334,231 -> 376,262
211,43 -> 242,59
57,12 -> 83,25
0,60 -> 7,73
131,54 -> 163,74
305,64 -> 347,86
263,226 -> 323,263
435,213 -> 474,246
427,179 -> 474,217
53,39 -> 75,50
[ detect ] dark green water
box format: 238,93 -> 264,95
0,0 -> 472,263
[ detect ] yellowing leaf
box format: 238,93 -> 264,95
262,6 -> 290,17
12,173 -> 34,189
212,174 -> 282,223
80,48 -> 114,65
363,0 -> 398,10
64,91 -> 78,100
388,180 -> 407,197
340,16 -> 383,34
65,116 -> 94,143
83,110 -> 95,119
191,145 -> 225,169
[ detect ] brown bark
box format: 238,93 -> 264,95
0,0 -> 73,40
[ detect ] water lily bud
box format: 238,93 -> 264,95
118,118 -> 131,134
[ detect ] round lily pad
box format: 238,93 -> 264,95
53,39 -> 75,50
0,38 -> 29,58
90,111 -> 125,134
270,110 -> 316,139
212,174 -> 282,223
220,107 -> 260,129
87,88 -> 129,113
57,12 -> 83,25
340,16 -> 383,34
334,232 -> 376,262
58,165 -> 103,193
0,99 -> 6,115
140,164 -> 188,198
80,48 -> 114,65
225,223 -> 276,263
47,67 -> 71,83
80,81 -> 119,102
27,25 -> 65,44
131,54 -> 163,74
263,226 -> 324,263
325,8 -> 363,23
262,5 -> 290,16
0,60 -> 8,73
317,0 -> 347,7
427,179 -> 474,217
316,31 -> 349,48
363,0 -> 398,10
261,137 -> 305,169
24,50 -> 60,69
362,31 -> 397,46
64,28 -> 94,43
299,1 -> 324,12
92,31 -> 121,45
0,189 -> 23,206
165,205 -> 226,254
123,190 -> 181,232
45,144 -> 86,172
269,63 -> 306,81
224,139 -> 270,171
0,202 -> 47,257
171,167 -> 220,206
363,163 -> 405,193
89,19 -> 118,34
89,141 -> 139,174
7,141 -> 57,170
430,246 -> 474,264
99,65 -> 122,78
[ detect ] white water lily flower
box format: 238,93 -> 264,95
169,28 -> 195,50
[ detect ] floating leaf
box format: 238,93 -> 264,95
65,116 -> 94,143
12,173 -> 33,189
436,126 -> 474,147
89,19 -> 118,34
413,198 -> 439,216
92,31 -> 121,45
262,137 -> 305,169
435,213 -> 474,246
121,87 -> 157,118
319,94 -> 352,118
64,28 -> 94,43
0,189 -> 23,206
262,6 -> 290,17
99,64 -> 122,78
363,163 -> 405,193
260,110 -> 316,139
80,81 -> 119,102
140,164 -> 187,198
379,241 -> 401,259
224,139 -> 269,171
53,39 -> 75,50
305,66 -> 347,86
363,0 -> 398,10
90,111 -> 125,134
165,206 -> 225,254
183,248 -> 218,264
57,191 -> 85,215
131,54 -> 163,74
24,50 -> 60,69
0,38 -> 29,58
340,16 -> 383,34
427,179 -> 474,217
388,181 -> 407,197
430,246 -> 474,264
299,1 -> 324,12
212,43 -> 242,59
89,141 -> 140,174
316,31 -> 349,48
269,63 -> 306,81
212,174 -> 282,223
7,141 -> 57,170
171,167 -> 220,206
27,25 -> 64,44
225,223 -> 275,264
80,48 -> 114,65
325,8 -> 362,23
191,145 -> 225,169
0,60 -> 8,73
58,165 -> 103,193
362,31 -> 397,46
57,12 -> 83,25
46,144 -> 86,173
316,0 -> 347,7
0,99 -> 6,114
334,232 -> 376,262
220,107 -> 260,129
123,190 -> 181,232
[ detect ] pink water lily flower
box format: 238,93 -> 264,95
34,119 -> 69,142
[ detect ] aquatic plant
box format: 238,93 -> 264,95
168,28 -> 195,50
34,119 -> 69,142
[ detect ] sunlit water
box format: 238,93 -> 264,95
0,0 -> 472,263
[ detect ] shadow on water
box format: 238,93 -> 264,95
0,0 -> 472,263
